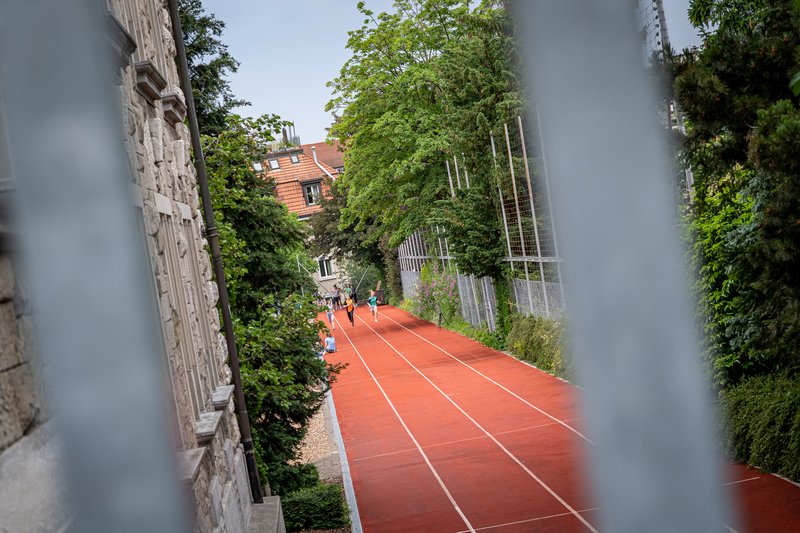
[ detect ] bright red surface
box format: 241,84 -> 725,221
324,306 -> 800,532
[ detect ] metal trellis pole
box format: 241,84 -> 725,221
517,115 -> 551,316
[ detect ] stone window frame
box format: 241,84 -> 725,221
159,207 -> 206,421
181,217 -> 219,388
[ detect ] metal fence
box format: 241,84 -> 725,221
396,116 -> 566,330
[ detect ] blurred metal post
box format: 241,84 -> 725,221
0,1 -> 188,531
513,1 -> 734,531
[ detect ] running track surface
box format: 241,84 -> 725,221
324,305 -> 800,533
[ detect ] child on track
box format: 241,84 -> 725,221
326,303 -> 335,331
367,290 -> 379,323
324,333 -> 336,353
345,295 -> 355,327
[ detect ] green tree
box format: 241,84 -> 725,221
202,113 -> 340,493
327,0 -> 521,287
676,0 -> 800,383
178,0 -> 249,136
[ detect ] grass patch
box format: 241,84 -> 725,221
505,313 -> 572,381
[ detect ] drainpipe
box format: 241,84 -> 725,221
311,145 -> 336,180
166,0 -> 264,504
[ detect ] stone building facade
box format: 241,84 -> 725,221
0,1 -> 277,531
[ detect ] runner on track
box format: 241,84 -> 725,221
345,295 -> 355,327
325,302 -> 335,331
368,290 -> 379,323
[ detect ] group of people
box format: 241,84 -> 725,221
320,289 -> 380,356
330,284 -> 357,310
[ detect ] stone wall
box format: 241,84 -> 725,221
109,0 -> 252,530
0,1 -> 254,531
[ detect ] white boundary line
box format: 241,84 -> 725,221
453,507 -> 601,533
355,314 -> 598,533
380,311 -> 592,443
352,418 -> 584,463
337,323 -> 477,532
324,388 -> 362,533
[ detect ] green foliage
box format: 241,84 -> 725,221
720,372 -> 800,481
282,483 -> 350,532
410,262 -> 460,323
676,0 -> 800,385
199,112 -> 341,494
178,0 -> 249,136
505,314 -> 572,380
328,1 -> 520,279
237,294 -> 341,494
339,257 -> 381,297
433,180 -> 506,279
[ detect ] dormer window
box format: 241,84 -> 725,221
252,162 -> 263,172
290,154 -> 300,164
268,159 -> 280,170
304,182 -> 321,206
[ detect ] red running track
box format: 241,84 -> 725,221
324,305 -> 800,533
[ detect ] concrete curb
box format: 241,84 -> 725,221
325,388 -> 362,533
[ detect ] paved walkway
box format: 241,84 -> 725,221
325,306 -> 800,532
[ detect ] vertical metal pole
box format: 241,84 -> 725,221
436,226 -> 446,270
453,155 -> 462,189
0,2 -> 188,530
504,123 -> 535,315
446,160 -> 456,198
462,153 -> 471,189
491,132 -> 520,310
515,2 -> 733,531
518,116 -> 550,316
536,107 -> 567,313
166,0 -> 264,503
297,255 -> 305,297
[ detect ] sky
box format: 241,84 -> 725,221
204,1 -> 702,144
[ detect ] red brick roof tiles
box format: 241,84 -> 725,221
261,147 -> 338,218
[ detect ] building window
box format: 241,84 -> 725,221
304,182 -> 321,206
319,258 -> 333,278
253,161 -> 263,172
268,159 -> 280,170
290,154 -> 300,164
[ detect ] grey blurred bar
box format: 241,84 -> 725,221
513,2 -> 735,532
0,1 -> 188,531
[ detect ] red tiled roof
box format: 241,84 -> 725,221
261,148 -> 338,218
301,140 -> 344,170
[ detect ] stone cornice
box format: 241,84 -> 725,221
134,61 -> 167,106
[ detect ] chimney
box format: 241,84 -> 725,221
311,145 -> 318,163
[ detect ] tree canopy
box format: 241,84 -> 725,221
322,0 -> 521,280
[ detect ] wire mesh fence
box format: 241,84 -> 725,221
397,115 -> 566,328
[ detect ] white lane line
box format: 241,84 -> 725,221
381,311 -> 592,444
355,315 -> 598,533
453,507 -> 601,533
352,418 -> 584,463
721,476 -> 760,486
337,323 -> 476,533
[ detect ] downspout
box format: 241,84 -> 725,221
311,145 -> 336,180
166,0 -> 264,504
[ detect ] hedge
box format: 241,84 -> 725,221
282,482 -> 349,532
720,373 -> 800,481
505,314 -> 571,380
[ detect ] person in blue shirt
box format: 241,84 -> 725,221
324,334 -> 336,353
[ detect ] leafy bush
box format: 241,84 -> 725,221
411,262 -> 460,323
720,373 -> 800,481
505,314 -> 571,380
282,483 -> 349,532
